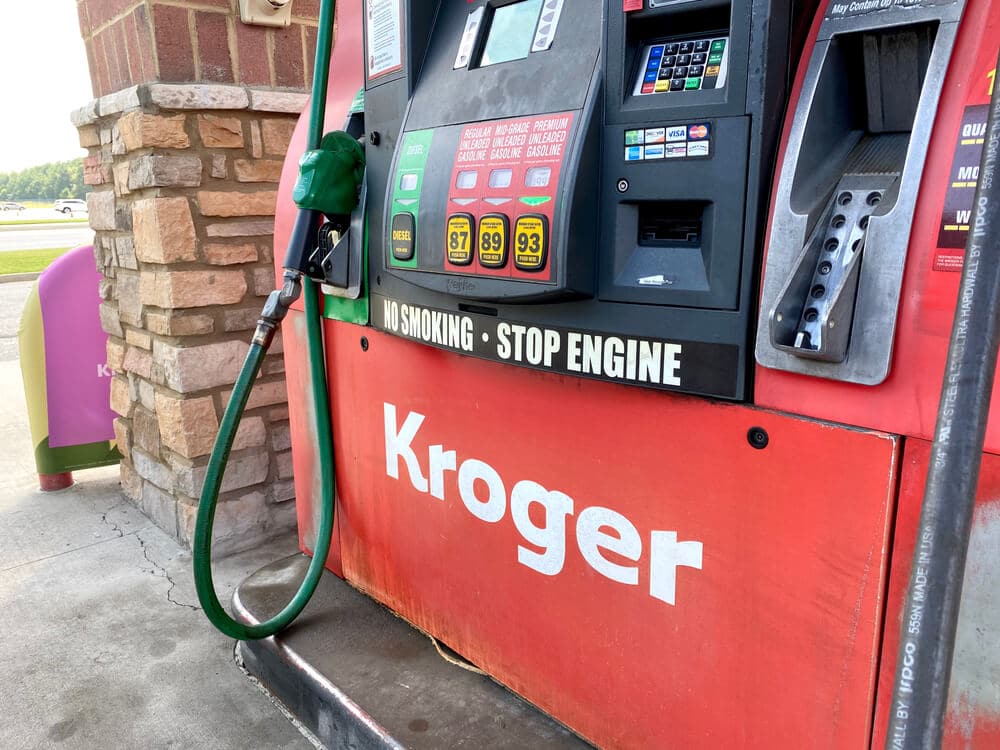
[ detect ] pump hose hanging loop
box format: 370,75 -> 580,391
193,278 -> 334,640
192,0 -> 338,640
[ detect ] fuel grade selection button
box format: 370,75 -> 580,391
514,215 -> 549,272
391,212 -> 416,261
478,213 -> 510,268
446,213 -> 475,266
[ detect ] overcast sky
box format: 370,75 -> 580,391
0,0 -> 93,173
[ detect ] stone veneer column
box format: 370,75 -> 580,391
76,0 -> 321,97
73,83 -> 307,553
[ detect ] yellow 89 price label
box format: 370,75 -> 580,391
478,214 -> 509,268
514,215 -> 549,271
446,214 -> 474,265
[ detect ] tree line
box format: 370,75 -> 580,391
0,159 -> 88,202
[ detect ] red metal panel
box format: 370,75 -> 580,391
873,439 -> 1000,750
318,324 -> 900,749
281,308 -> 343,575
755,0 -> 1000,453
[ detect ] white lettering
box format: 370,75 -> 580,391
511,481 -> 574,576
458,459 -> 506,523
382,404 -> 705,606
566,332 -> 582,372
497,322 -> 511,360
384,403 -> 428,493
428,444 -> 456,500
649,531 -> 704,605
577,506 -> 642,585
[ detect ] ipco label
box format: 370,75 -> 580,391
372,296 -> 742,398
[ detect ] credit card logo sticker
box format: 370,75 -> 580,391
644,144 -> 665,159
626,146 -> 644,161
666,144 -> 688,158
665,126 -> 687,142
688,124 -> 710,140
645,128 -> 665,144
687,141 -> 710,157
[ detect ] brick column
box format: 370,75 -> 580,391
76,0 -> 320,96
72,2 -> 317,554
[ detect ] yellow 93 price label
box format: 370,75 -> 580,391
446,214 -> 474,265
514,215 -> 549,271
478,214 -> 509,268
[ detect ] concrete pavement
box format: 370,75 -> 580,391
0,280 -> 32,362
0,223 -> 94,252
0,338 -> 313,747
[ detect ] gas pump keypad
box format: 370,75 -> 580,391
634,37 -> 729,97
513,215 -> 549,271
478,214 -> 510,268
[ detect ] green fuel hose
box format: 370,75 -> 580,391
192,0 -> 338,640
192,280 -> 334,640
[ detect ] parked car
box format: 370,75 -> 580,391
1,201 -> 26,211
54,199 -> 88,216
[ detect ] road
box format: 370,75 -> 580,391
0,223 -> 94,252
0,281 -> 32,362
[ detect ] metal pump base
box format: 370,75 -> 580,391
233,555 -> 592,750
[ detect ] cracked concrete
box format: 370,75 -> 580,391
0,352 -> 312,749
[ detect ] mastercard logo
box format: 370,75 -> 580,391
688,124 -> 709,140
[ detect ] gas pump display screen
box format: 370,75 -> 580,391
479,0 -> 543,67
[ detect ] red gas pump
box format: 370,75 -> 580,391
193,0 -> 1000,747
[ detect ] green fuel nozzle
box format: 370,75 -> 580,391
292,130 -> 366,217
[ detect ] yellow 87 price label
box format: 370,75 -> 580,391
514,215 -> 549,272
446,214 -> 474,265
478,214 -> 509,268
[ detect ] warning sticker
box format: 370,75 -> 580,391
372,295 -> 742,398
929,40 -> 997,274
936,104 -> 988,255
366,0 -> 403,80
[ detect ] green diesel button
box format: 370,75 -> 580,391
685,77 -> 701,90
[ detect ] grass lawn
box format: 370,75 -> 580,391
0,248 -> 72,275
0,218 -> 89,227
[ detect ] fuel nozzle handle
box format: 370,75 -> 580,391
253,270 -> 303,349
